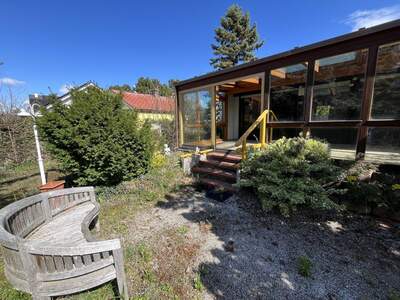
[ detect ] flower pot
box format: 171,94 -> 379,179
39,180 -> 65,193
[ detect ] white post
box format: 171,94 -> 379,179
30,103 -> 46,185
33,123 -> 46,185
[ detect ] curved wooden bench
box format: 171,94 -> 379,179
0,187 -> 128,300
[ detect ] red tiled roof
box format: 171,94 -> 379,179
114,91 -> 175,113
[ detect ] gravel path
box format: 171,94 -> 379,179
126,186 -> 400,299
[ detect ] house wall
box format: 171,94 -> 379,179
227,95 -> 239,140
137,112 -> 174,121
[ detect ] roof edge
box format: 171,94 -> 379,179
175,19 -> 400,88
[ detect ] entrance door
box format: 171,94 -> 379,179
239,93 -> 261,140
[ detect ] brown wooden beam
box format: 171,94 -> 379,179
356,45 -> 378,159
267,121 -> 363,128
303,60 -> 315,136
365,120 -> 400,127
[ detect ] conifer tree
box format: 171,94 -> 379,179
210,5 -> 264,70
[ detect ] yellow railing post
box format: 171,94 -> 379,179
235,109 -> 278,159
242,139 -> 247,160
260,114 -> 266,147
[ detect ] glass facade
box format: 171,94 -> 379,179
371,42 -> 400,119
312,50 -> 368,120
365,127 -> 400,164
181,89 -> 212,146
270,63 -> 307,121
311,128 -> 358,160
178,34 -> 400,164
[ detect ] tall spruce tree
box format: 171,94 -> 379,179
210,5 -> 264,70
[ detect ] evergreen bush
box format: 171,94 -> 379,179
239,137 -> 342,216
37,87 -> 154,186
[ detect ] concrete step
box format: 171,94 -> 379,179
192,166 -> 236,182
198,159 -> 240,171
206,152 -> 242,163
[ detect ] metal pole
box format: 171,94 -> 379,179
31,104 -> 46,185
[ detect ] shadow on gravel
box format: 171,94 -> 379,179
157,185 -> 400,299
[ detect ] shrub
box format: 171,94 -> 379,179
239,137 -> 342,216
150,152 -> 167,169
37,87 -> 155,186
339,161 -> 400,216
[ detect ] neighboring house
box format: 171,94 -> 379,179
28,83 -> 175,122
27,81 -> 97,114
114,91 -> 175,121
174,20 -> 400,165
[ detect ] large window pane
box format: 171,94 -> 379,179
311,128 -> 358,160
270,63 -> 307,121
312,50 -> 368,120
181,89 -> 212,146
365,128 -> 400,164
371,42 -> 400,119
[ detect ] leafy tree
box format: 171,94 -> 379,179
134,77 -> 179,97
108,84 -> 134,92
37,87 -> 154,186
210,4 -> 264,70
134,77 -> 162,95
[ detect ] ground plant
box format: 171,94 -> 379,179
297,255 -> 312,277
240,137 -> 342,216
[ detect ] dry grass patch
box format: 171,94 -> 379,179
125,227 -> 202,299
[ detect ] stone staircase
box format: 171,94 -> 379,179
192,151 -> 242,192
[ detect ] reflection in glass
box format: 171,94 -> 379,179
371,42 -> 400,119
239,93 -> 261,138
365,128 -> 400,164
311,128 -> 358,160
271,128 -> 302,140
270,63 -> 307,121
312,50 -> 368,120
181,89 -> 212,146
216,92 -> 227,140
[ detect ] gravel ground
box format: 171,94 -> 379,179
126,185 -> 400,299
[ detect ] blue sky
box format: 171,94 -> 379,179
1,0 -> 400,103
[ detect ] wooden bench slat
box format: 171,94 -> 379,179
44,255 -> 56,273
63,256 -> 73,271
37,256 -> 114,281
54,255 -> 64,272
73,255 -> 83,268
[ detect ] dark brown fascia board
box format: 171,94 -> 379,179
175,19 -> 400,91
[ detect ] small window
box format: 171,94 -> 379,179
269,63 -> 307,121
312,49 -> 368,121
311,128 -> 358,160
371,41 -> 400,119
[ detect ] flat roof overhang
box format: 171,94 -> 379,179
175,19 -> 400,92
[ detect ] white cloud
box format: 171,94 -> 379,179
0,77 -> 25,86
59,83 -> 73,95
345,5 -> 400,31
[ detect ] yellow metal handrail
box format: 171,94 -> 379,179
235,109 -> 278,159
